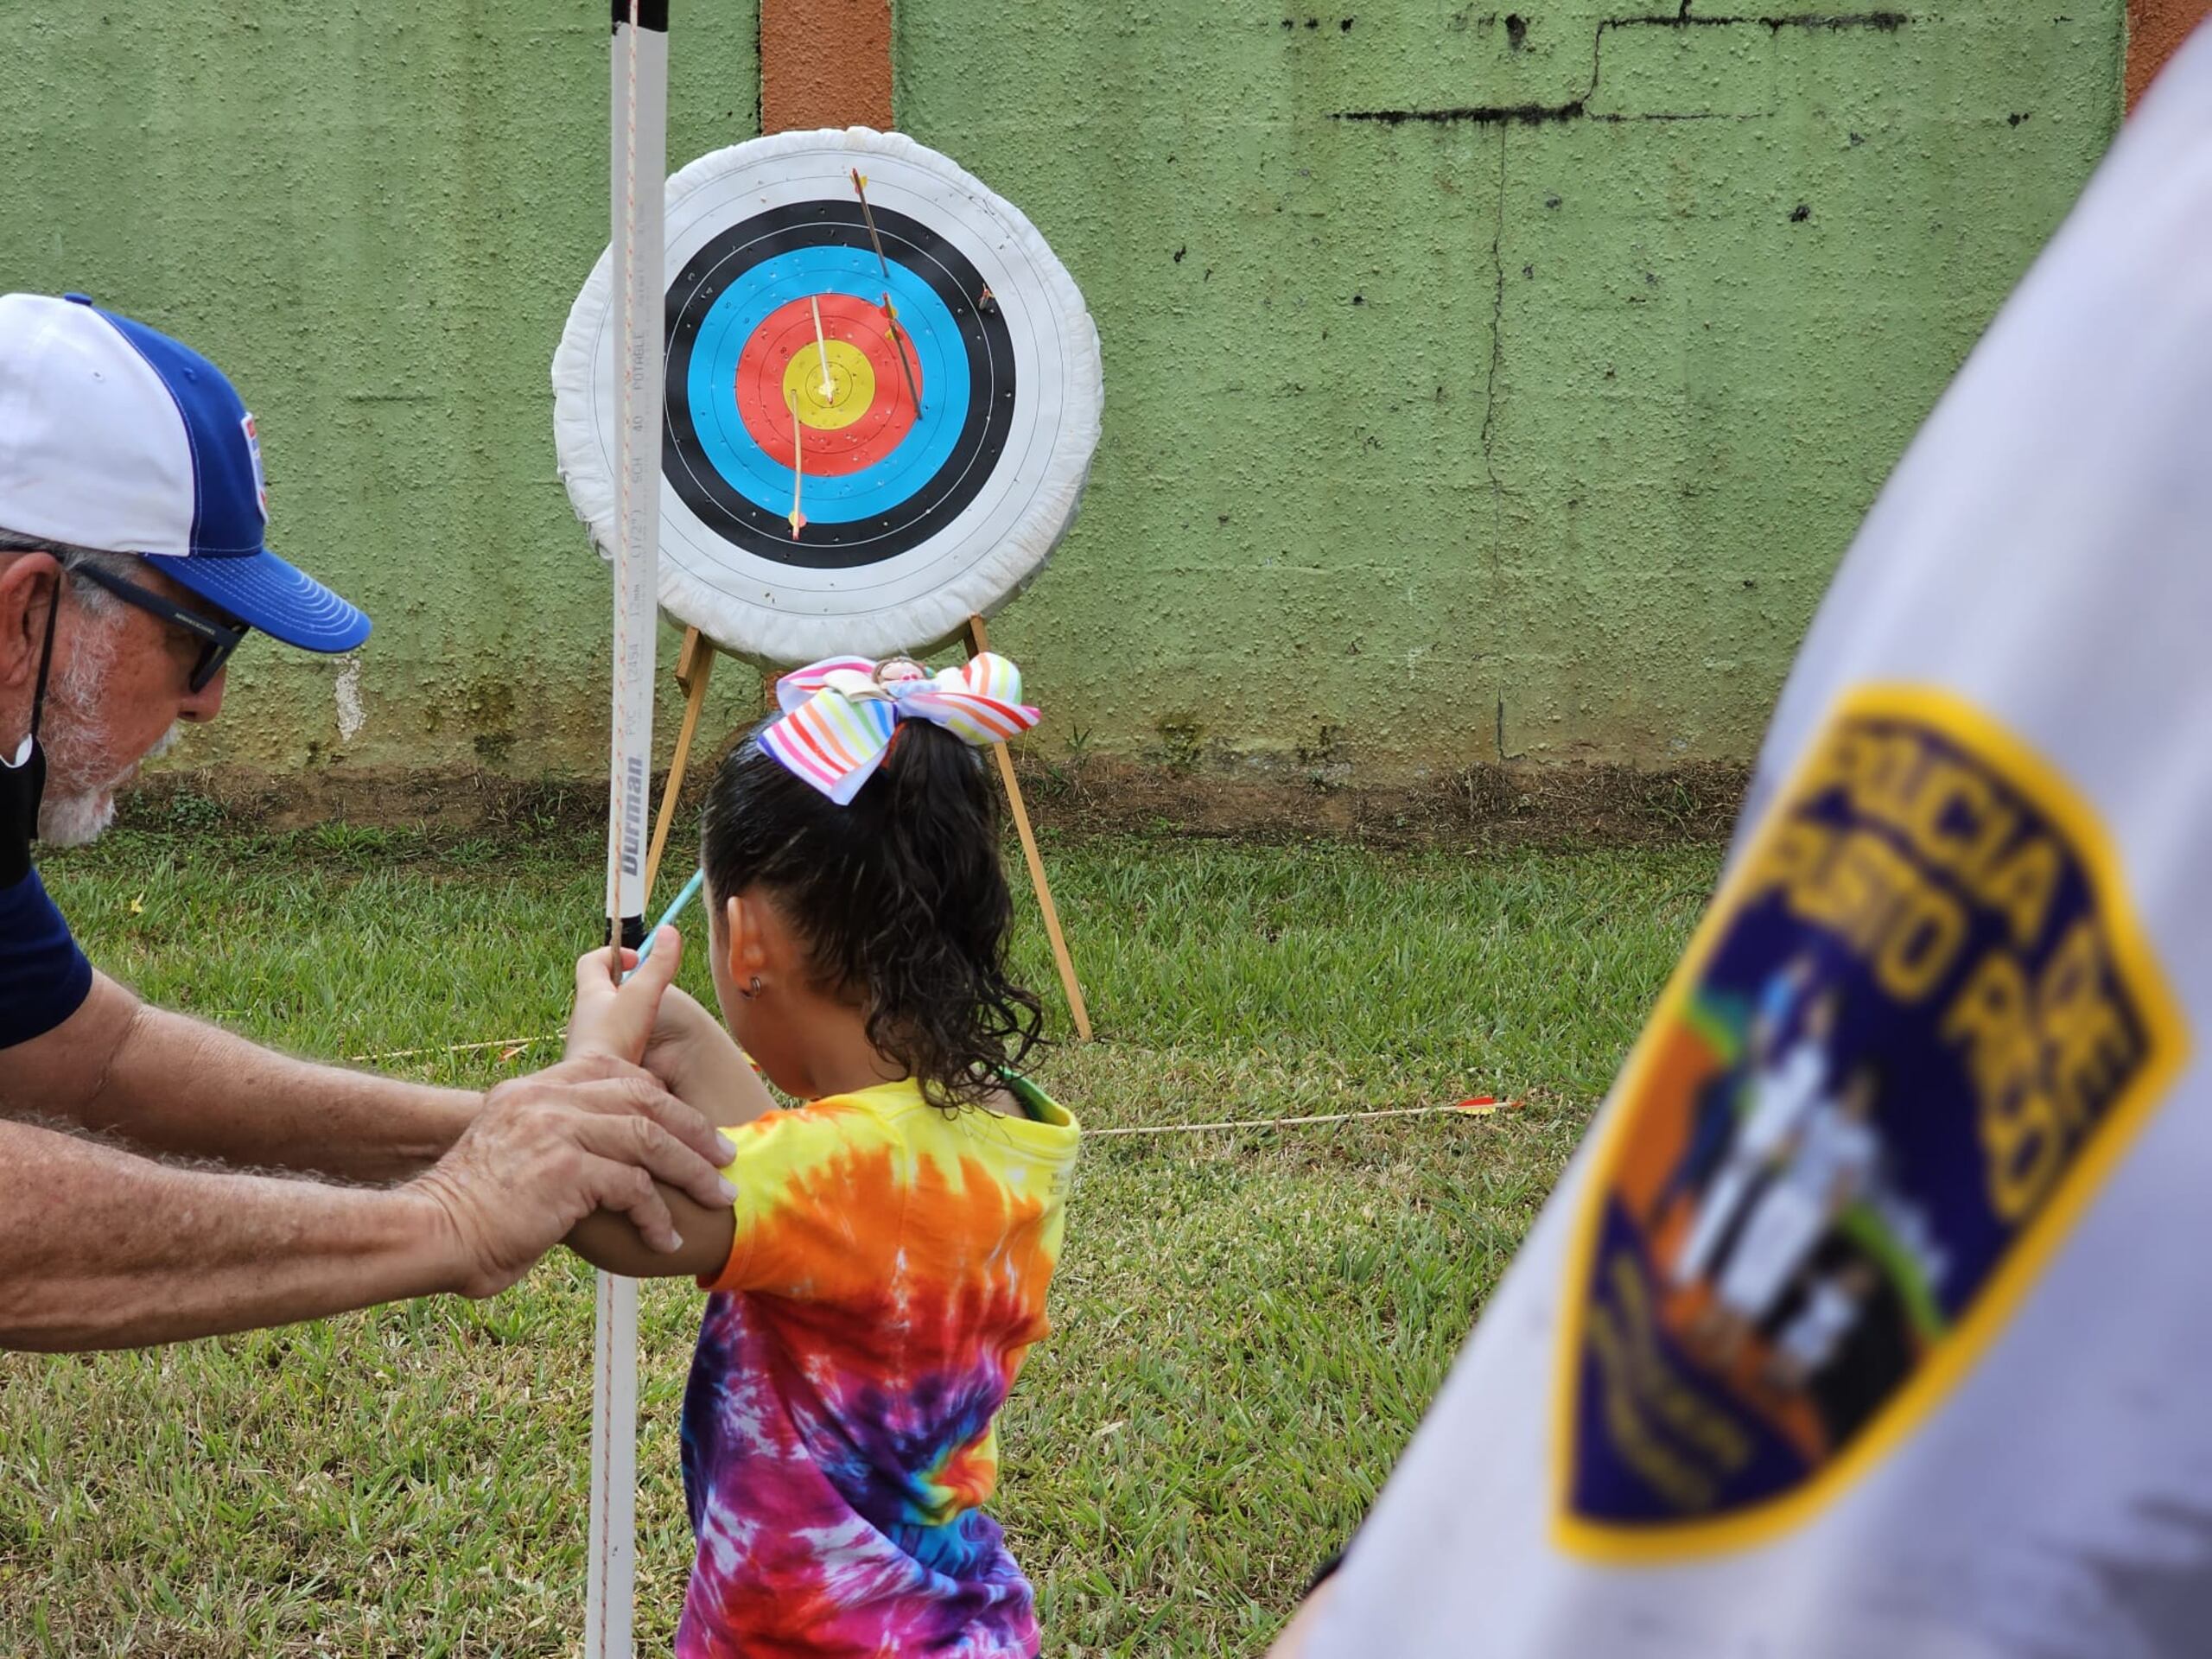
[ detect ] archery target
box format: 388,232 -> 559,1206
553,128 -> 1103,664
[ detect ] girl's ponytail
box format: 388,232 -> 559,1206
870,722 -> 1045,1102
702,698 -> 1044,1109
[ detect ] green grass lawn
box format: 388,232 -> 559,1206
1,823 -> 1719,1656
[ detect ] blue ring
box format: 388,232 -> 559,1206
684,247 -> 969,525
661,200 -> 1018,569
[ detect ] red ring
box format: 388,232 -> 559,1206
734,293 -> 920,477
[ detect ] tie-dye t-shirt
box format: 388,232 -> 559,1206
679,1075 -> 1079,1658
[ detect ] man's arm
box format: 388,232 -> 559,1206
0,1114 -> 461,1351
0,1054 -> 739,1352
1,970 -> 477,1183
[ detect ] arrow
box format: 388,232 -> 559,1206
786,389 -> 807,537
851,168 -> 890,280
808,295 -> 835,401
851,171 -> 923,415
880,293 -> 924,416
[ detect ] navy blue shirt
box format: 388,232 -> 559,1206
0,867 -> 93,1048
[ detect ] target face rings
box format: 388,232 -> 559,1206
664,201 -> 1013,566
554,129 -> 1103,664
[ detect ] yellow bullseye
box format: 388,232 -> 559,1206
785,339 -> 876,430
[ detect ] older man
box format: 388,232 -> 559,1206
0,291 -> 731,1351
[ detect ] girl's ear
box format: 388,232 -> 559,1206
725,891 -> 776,978
722,892 -> 748,982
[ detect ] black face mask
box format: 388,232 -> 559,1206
0,585 -> 59,887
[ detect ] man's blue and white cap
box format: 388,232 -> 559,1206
0,292 -> 369,652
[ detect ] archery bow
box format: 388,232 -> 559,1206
589,4 -> 667,1657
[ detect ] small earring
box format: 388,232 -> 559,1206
741,975 -> 763,1000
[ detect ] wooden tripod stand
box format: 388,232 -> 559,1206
639,619 -> 1094,1042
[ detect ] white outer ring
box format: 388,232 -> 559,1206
553,128 -> 1103,664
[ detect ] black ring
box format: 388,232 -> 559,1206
663,200 -> 1016,569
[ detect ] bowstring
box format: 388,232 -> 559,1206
607,0 -> 643,986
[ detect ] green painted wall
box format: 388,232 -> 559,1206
2,3 -> 2120,785
0,3 -> 763,778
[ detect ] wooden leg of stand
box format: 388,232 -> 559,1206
644,627 -> 717,902
965,615 -> 1093,1042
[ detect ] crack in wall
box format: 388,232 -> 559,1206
1333,9 -> 1909,124
1479,124 -> 1508,532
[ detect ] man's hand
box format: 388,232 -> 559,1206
409,1052 -> 737,1298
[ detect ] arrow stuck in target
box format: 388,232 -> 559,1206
880,294 -> 924,416
851,169 -> 890,281
785,388 -> 807,537
845,170 -> 927,417
808,296 -> 835,401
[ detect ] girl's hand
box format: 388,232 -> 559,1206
556,934 -> 757,1281
566,928 -> 683,1067
643,986 -> 782,1136
641,985 -> 743,1103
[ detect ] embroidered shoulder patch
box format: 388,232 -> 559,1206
1554,686 -> 2187,1560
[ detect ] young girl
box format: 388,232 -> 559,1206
566,652 -> 1079,1659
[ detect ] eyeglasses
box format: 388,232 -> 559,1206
67,560 -> 248,693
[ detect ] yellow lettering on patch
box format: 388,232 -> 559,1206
1942,951 -> 2063,1219
1981,836 -> 2063,955
1942,920 -> 2145,1224
1609,1255 -> 1752,1472
2039,919 -> 2145,1135
1752,820 -> 1967,1004
1587,1268 -> 1717,1512
1745,815 -> 1834,904
1901,759 -> 2020,889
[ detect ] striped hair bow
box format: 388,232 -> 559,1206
757,652 -> 1040,804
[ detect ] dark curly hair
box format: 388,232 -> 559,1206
700,715 -> 1045,1109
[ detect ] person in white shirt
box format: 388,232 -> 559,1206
1274,24 -> 2212,1657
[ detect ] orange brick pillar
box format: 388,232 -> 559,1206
2127,0 -> 2212,110
760,0 -> 894,132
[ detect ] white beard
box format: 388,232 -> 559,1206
37,784 -> 118,849
33,620 -> 180,848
